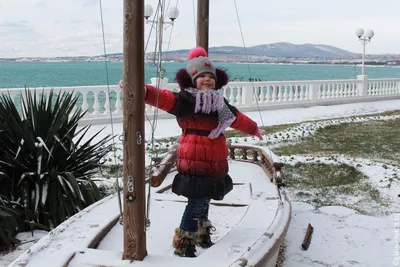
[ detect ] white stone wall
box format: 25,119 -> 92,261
2,76 -> 399,125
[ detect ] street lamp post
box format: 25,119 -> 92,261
144,4 -> 179,85
355,28 -> 374,76
144,4 -> 179,28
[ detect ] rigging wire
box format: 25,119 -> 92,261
144,0 -> 182,229
164,0 -> 179,62
192,0 -> 196,39
145,4 -> 160,53
165,0 -> 172,15
144,0 -> 167,229
145,0 -> 180,150
149,0 -> 165,133
97,0 -> 165,226
144,1 -> 163,140
145,0 -> 165,154
96,0 -> 184,228
232,0 -> 264,128
98,0 -> 123,222
232,0 -> 278,182
148,3 -> 162,68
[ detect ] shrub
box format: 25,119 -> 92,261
0,195 -> 22,251
0,89 -> 113,234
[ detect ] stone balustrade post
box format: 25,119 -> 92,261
357,75 -> 368,96
309,83 -> 319,101
397,81 -> 400,94
241,85 -> 254,106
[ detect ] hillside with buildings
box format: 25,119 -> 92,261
2,42 -> 400,65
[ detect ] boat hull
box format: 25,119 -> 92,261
9,145 -> 291,267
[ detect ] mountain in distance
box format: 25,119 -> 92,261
170,42 -> 356,57
147,42 -> 360,62
6,42 -> 399,64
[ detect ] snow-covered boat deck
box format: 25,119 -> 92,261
10,146 -> 291,267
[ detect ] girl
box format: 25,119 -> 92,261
144,47 -> 263,257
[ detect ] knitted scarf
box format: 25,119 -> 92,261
186,88 -> 236,139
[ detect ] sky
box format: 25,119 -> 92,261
1,0 -> 400,58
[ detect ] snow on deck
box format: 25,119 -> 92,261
10,160 -> 287,267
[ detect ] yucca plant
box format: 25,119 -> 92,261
0,89 -> 113,229
0,194 -> 22,251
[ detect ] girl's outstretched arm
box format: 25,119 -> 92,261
144,84 -> 177,112
226,101 -> 263,139
230,110 -> 259,136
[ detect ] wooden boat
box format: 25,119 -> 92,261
9,144 -> 290,267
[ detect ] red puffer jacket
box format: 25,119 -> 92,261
145,85 -> 259,199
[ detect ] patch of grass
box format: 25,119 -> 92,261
357,110 -> 400,117
145,141 -> 171,155
147,147 -> 169,155
224,123 -> 300,138
153,136 -> 179,144
275,118 -> 400,163
335,183 -> 382,204
98,164 -> 123,178
282,162 -> 390,215
296,109 -> 400,124
283,162 -> 368,188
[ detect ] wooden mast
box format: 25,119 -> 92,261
196,0 -> 209,53
122,0 -> 147,260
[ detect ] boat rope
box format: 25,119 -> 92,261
98,0 -> 123,222
164,0 -> 180,62
232,0 -> 265,128
233,0 -> 281,199
97,0 -> 173,226
192,0 -> 196,38
144,0 -> 180,229
144,0 -> 167,229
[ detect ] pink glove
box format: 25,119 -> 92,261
255,128 -> 265,140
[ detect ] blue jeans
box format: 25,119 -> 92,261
179,197 -> 211,232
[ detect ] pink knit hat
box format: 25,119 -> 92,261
175,47 -> 229,90
186,47 -> 216,82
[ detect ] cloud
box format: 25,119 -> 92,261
70,19 -> 84,24
1,0 -> 400,58
0,21 -> 40,38
36,2 -> 48,7
82,0 -> 98,7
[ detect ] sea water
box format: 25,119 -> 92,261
1,61 -> 400,89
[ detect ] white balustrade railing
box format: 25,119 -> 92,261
1,76 -> 399,125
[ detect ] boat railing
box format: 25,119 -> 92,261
149,144 -> 284,188
150,144 -> 178,187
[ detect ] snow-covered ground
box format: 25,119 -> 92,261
1,99 -> 400,267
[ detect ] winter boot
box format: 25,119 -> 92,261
172,228 -> 197,257
196,220 -> 216,248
